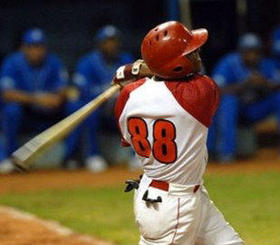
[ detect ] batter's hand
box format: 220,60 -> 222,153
113,60 -> 153,87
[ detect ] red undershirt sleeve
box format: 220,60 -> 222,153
165,75 -> 220,127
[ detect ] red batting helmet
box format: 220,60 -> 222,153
141,21 -> 208,79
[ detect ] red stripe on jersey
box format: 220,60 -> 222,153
164,75 -> 220,127
114,78 -> 147,146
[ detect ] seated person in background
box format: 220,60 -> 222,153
0,28 -> 68,173
208,33 -> 280,163
270,26 -> 280,69
66,25 -> 133,172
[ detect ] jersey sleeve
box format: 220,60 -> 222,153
73,57 -> 97,100
48,56 -> 68,92
0,56 -> 17,91
212,57 -> 234,87
114,79 -> 146,146
261,59 -> 280,83
165,75 -> 220,127
114,87 -> 131,147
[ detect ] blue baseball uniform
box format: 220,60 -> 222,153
1,52 -> 66,93
208,52 -> 280,159
74,51 -> 133,102
66,50 -> 133,158
0,51 -> 67,156
269,27 -> 280,81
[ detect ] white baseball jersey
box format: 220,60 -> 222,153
115,75 -> 220,186
115,75 -> 244,245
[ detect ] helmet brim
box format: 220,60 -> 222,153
183,28 -> 208,55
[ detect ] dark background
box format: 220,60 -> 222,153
0,0 -> 279,74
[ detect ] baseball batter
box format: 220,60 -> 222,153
114,21 -> 244,245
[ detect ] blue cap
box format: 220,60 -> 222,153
238,33 -> 262,50
22,28 -> 46,45
271,27 -> 280,55
95,25 -> 120,43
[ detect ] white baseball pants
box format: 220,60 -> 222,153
134,175 -> 244,245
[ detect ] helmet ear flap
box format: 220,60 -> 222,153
160,55 -> 193,79
174,55 -> 193,76
173,66 -> 183,72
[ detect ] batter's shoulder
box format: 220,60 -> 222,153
199,74 -> 220,91
193,74 -> 221,109
165,75 -> 220,127
166,74 -> 219,95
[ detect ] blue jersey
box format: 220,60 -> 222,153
212,52 -> 280,87
0,51 -> 68,93
268,57 -> 280,71
73,50 -> 133,102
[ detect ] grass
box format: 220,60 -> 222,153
0,171 -> 280,244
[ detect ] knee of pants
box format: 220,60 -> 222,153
3,103 -> 22,119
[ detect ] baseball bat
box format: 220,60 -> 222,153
11,83 -> 121,171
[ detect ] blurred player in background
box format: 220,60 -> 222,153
0,28 -> 68,173
270,26 -> 280,69
208,33 -> 280,163
65,25 -> 133,172
114,21 -> 244,244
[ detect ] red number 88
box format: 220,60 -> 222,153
127,117 -> 177,164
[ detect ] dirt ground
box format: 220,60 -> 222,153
0,148 -> 279,245
0,206 -> 111,245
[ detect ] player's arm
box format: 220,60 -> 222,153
212,60 -> 251,94
256,60 -> 280,91
2,90 -> 35,104
0,58 -> 36,105
220,81 -> 250,94
196,76 -> 221,125
33,93 -> 64,109
33,58 -> 69,109
3,89 -> 65,109
221,71 -> 279,94
209,77 -> 221,116
33,91 -> 66,110
72,58 -> 96,101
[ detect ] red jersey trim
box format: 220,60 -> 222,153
114,78 -> 147,146
164,75 -> 220,127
